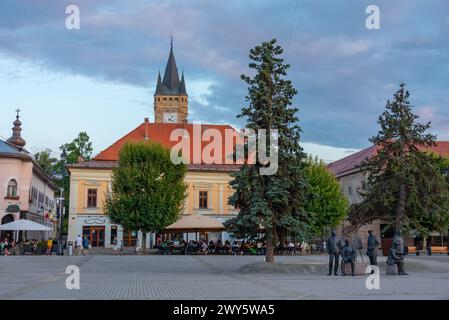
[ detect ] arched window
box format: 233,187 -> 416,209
7,179 -> 18,198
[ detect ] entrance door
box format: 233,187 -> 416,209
83,226 -> 105,247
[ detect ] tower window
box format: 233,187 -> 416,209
158,98 -> 160,102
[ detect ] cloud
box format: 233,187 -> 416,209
1,0 -> 449,155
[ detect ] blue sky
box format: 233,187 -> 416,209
1,0 -> 448,162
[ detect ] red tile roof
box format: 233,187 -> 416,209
68,121 -> 242,172
328,141 -> 449,178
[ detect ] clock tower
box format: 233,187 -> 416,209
154,42 -> 188,123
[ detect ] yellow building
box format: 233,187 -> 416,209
67,45 -> 240,248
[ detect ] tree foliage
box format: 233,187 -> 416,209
349,83 -> 449,234
304,156 -> 349,236
224,39 -> 309,262
60,132 -> 93,163
104,142 -> 187,253
34,148 -> 59,178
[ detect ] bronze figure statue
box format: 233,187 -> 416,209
326,230 -> 342,276
341,238 -> 357,276
366,230 -> 380,266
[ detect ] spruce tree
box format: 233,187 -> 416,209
349,83 -> 449,234
225,39 -> 308,263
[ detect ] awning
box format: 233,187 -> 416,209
0,219 -> 52,231
164,214 -> 225,233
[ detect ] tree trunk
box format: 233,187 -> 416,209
396,184 -> 406,231
141,232 -> 147,255
266,238 -> 275,263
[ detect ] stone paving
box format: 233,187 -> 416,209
0,254 -> 448,300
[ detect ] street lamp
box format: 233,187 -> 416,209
57,148 -> 68,255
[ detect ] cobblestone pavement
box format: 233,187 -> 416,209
0,255 -> 448,300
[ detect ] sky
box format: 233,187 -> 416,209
0,0 -> 448,162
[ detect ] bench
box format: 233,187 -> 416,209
430,246 -> 449,255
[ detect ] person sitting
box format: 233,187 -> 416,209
199,240 -> 208,255
231,240 -> 239,255
159,241 -> 169,255
215,240 -> 223,255
186,240 -> 195,254
208,240 -> 215,254
224,240 -> 231,255
341,239 -> 357,276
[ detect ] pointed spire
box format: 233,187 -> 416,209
179,71 -> 187,95
154,39 -> 187,96
7,108 -> 26,147
162,44 -> 181,91
155,71 -> 163,93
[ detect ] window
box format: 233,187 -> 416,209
123,229 -> 138,247
110,226 -> 118,244
6,179 -> 18,198
199,191 -> 208,209
87,189 -> 98,208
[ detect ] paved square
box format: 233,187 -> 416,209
0,255 -> 448,299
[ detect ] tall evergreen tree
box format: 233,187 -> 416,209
224,39 -> 308,263
349,84 -> 449,234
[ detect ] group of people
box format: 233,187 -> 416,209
0,236 -> 57,255
74,235 -> 91,256
154,239 -> 304,256
0,237 -> 16,255
326,230 -> 381,276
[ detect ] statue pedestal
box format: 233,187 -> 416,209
386,263 -> 398,275
341,262 -> 369,275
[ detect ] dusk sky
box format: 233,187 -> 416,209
1,0 -> 448,162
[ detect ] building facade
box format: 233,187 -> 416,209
328,143 -> 449,251
67,46 -> 240,248
0,111 -> 59,241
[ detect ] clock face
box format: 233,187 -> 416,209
163,112 -> 178,123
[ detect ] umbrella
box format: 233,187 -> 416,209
0,219 -> 52,242
0,219 -> 52,231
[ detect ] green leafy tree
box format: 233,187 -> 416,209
224,39 -> 309,263
349,83 -> 449,235
59,132 -> 94,235
105,142 -> 187,254
34,148 -> 58,178
60,132 -> 93,164
304,156 -> 349,238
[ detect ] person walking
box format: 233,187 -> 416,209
46,238 -> 53,256
75,235 -> 83,256
82,236 -> 90,256
366,230 -> 380,266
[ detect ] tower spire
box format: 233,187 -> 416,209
7,108 -> 26,147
